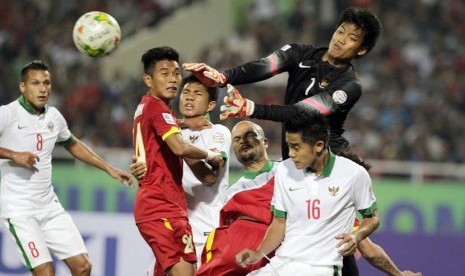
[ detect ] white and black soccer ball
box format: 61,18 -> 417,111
72,11 -> 121,57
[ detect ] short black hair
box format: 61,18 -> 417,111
20,60 -> 49,82
181,74 -> 218,102
285,111 -> 330,147
141,46 -> 179,75
335,7 -> 383,54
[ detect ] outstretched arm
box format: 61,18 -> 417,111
183,45 -> 297,87
65,138 -> 133,187
219,84 -> 338,121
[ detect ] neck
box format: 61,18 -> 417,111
182,116 -> 211,130
244,158 -> 269,172
147,91 -> 171,105
322,52 -> 351,68
307,150 -> 329,176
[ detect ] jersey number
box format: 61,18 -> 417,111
306,199 -> 321,220
182,234 -> 194,254
36,134 -> 43,151
134,123 -> 146,163
28,241 -> 40,258
305,78 -> 315,95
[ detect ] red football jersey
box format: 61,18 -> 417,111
220,162 -> 276,226
133,94 -> 186,223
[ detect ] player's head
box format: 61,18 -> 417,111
285,111 -> 330,171
231,121 -> 268,166
179,75 -> 218,118
141,46 -> 181,101
19,60 -> 51,114
327,7 -> 383,60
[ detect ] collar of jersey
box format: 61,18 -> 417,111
321,150 -> 336,177
242,160 -> 274,179
18,95 -> 46,114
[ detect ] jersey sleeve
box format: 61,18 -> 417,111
352,166 -> 377,218
224,43 -> 310,85
271,164 -> 288,218
251,92 -> 339,121
148,101 -> 181,140
53,107 -> 73,144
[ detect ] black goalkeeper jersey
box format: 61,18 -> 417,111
224,43 -> 362,158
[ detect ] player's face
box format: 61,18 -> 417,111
327,22 -> 367,61
179,82 -> 215,118
144,60 -> 181,102
19,69 -> 51,114
232,122 -> 267,164
286,132 -> 324,171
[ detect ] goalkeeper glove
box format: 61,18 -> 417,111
183,63 -> 227,87
219,84 -> 255,120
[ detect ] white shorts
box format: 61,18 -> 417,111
3,209 -> 87,269
247,256 -> 341,276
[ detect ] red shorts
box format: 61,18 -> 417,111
196,219 -> 270,276
137,217 -> 196,276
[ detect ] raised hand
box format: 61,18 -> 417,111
219,84 -> 255,120
182,63 -> 227,87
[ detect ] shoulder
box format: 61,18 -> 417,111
211,124 -> 231,136
276,43 -> 317,58
0,101 -> 17,113
276,159 -> 296,174
335,155 -> 370,178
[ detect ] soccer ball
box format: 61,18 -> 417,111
73,11 -> 121,57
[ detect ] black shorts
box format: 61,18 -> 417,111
342,255 -> 359,276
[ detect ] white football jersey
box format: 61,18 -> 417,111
0,99 -> 72,218
271,152 -> 377,267
181,123 -> 231,245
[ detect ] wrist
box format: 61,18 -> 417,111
245,99 -> 255,116
205,149 -> 217,161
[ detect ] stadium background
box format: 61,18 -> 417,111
0,0 -> 464,275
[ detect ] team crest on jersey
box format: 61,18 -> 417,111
319,79 -> 330,89
189,135 -> 199,143
162,113 -> 176,125
47,121 -> 54,132
328,186 -> 339,196
332,90 -> 348,104
212,132 -> 225,146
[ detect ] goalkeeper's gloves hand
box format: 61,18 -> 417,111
219,84 -> 255,120
182,63 -> 227,87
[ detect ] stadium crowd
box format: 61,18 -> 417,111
0,0 -> 464,163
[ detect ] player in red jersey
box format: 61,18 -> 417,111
133,47 -> 223,276
196,120 -> 276,275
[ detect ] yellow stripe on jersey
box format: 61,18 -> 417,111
162,126 -> 181,141
204,229 -> 216,263
162,218 -> 173,230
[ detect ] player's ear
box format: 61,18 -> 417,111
143,74 -> 152,88
357,48 -> 367,57
19,82 -> 25,93
206,101 -> 216,113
